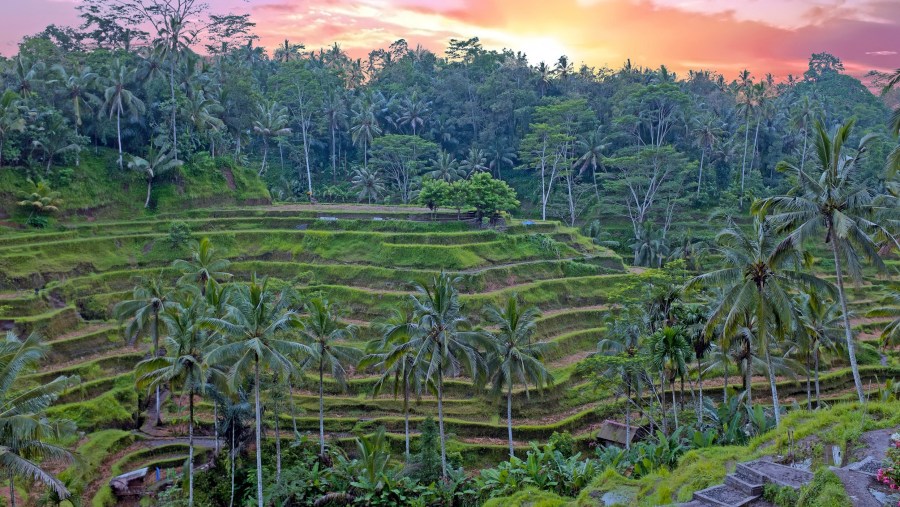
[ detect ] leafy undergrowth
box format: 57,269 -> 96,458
482,401 -> 900,506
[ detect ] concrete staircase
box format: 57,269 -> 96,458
682,459 -> 812,507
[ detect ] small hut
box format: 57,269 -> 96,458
595,420 -> 647,448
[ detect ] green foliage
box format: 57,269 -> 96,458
167,221 -> 193,249
763,483 -> 800,507
796,468 -> 852,507
412,417 -> 442,484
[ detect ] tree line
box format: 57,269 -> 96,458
2,0 -> 899,259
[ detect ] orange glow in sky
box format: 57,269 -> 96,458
3,0 -> 899,78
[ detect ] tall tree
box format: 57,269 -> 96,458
102,60 -> 145,169
50,65 -> 98,166
405,273 -> 486,478
484,296 -> 552,457
128,141 -> 182,208
350,102 -> 382,170
688,218 -> 831,426
755,119 -> 900,404
206,277 -> 301,507
114,276 -> 171,425
252,100 -> 291,176
135,300 -> 217,506
295,298 -> 361,457
172,237 -> 232,296
0,332 -> 78,507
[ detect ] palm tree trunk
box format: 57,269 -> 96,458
214,403 -> 220,455
625,380 -> 631,451
740,115 -> 750,206
170,59 -> 178,161
437,367 -> 448,479
363,137 -> 367,170
319,358 -> 326,457
745,357 -> 752,408
290,376 -> 298,435
274,404 -> 281,483
145,178 -> 153,208
229,425 -> 236,507
814,347 -> 821,408
507,381 -> 514,458
764,347 -> 781,426
403,375 -> 410,463
671,375 -> 679,430
189,391 -> 195,506
331,125 -> 336,182
697,149 -> 705,196
258,140 -> 268,176
806,352 -> 812,410
254,357 -> 264,507
832,238 -> 866,403
697,356 -> 704,424
153,311 -> 161,426
1,138 -> 5,168
116,107 -> 123,169
751,118 -> 760,175
800,133 -> 808,173
9,472 -> 15,507
723,343 -> 728,403
659,369 -> 668,435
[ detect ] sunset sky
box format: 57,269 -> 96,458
2,0 -> 899,79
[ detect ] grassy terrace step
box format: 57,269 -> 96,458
0,229 -> 603,285
29,349 -> 145,384
8,305 -> 81,336
41,256 -> 623,306
0,293 -> 50,317
45,324 -> 124,364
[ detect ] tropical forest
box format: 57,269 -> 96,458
1,0 -> 900,506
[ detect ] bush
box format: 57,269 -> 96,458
168,221 -> 193,248
796,468 -> 851,507
763,483 -> 800,507
549,431 -> 576,457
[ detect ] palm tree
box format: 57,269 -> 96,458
206,277 -> 301,507
597,306 -> 647,447
50,65 -> 98,166
0,332 -> 79,507
129,141 -> 183,208
883,68 -> 900,173
362,307 -> 421,462
350,102 -> 382,170
103,61 -> 145,169
789,96 -> 819,173
794,291 -> 843,408
156,14 -> 193,160
692,115 -> 723,196
688,218 -> 831,426
114,276 -> 171,425
647,326 -> 691,431
350,167 -> 385,204
253,100 -> 291,176
135,301 -> 216,506
404,273 -> 486,478
429,151 -> 463,182
484,296 -> 552,457
398,94 -> 429,136
172,237 -> 232,296
184,92 -> 225,155
31,115 -> 81,175
460,147 -> 488,177
296,298 -> 361,457
755,119 -> 900,403
0,91 -> 25,169
536,61 -> 552,97
323,93 -> 346,181
12,56 -> 44,100
736,70 -> 754,205
576,129 -> 612,202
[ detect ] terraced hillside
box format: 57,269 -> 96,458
1,204 -> 897,506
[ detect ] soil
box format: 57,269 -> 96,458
221,167 -> 236,190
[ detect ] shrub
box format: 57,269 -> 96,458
549,431 -> 576,457
796,468 -> 851,507
168,221 -> 193,248
763,483 -> 800,507
412,417 -> 442,484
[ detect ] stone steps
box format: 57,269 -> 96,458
689,459 -> 813,507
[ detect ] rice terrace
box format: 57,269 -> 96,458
1,0 -> 900,506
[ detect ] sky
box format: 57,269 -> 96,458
2,0 -> 899,79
